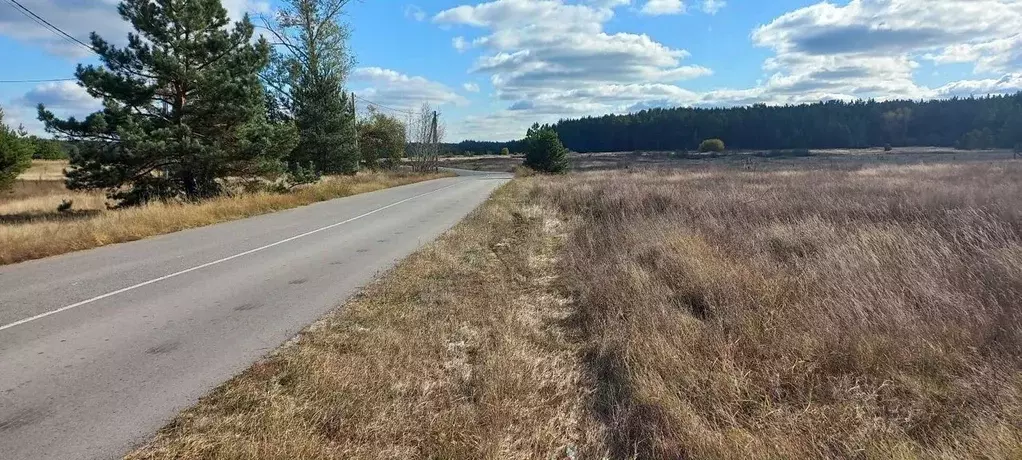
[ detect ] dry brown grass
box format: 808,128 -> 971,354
125,156 -> 1022,460
541,161 -> 1022,459
127,180 -> 604,459
0,171 -> 449,266
16,159 -> 69,181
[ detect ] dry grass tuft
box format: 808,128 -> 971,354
541,162 -> 1022,459
127,180 -> 604,460
0,171 -> 448,266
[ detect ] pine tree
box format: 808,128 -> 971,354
263,0 -> 358,175
523,123 -> 568,173
39,0 -> 295,206
0,107 -> 33,191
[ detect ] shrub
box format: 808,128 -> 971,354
884,143 -> 893,152
500,147 -> 510,156
698,138 -> 725,153
57,199 -> 74,213
358,111 -> 406,170
523,123 -> 568,173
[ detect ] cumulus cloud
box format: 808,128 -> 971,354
749,0 -> 1022,102
350,67 -> 468,112
436,0 -> 1022,140
463,82 -> 481,92
434,0 -> 710,121
4,80 -> 101,135
17,81 -> 101,112
640,0 -> 684,16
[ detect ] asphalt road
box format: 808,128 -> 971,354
0,170 -> 510,460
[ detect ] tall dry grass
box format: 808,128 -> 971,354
540,162 -> 1022,458
128,181 -> 604,459
0,172 -> 448,266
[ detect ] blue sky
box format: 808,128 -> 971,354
2,0 -> 1021,141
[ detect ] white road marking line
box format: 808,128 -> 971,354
0,181 -> 464,333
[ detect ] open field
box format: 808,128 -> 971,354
128,154 -> 1022,459
440,147 -> 1017,173
0,171 -> 450,266
548,161 -> 1022,458
17,159 -> 69,181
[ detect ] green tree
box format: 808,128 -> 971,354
523,123 -> 568,173
39,0 -> 294,206
0,107 -> 33,191
699,138 -> 725,152
263,0 -> 358,175
357,107 -> 406,169
500,147 -> 510,156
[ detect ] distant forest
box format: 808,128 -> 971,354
449,93 -> 1022,155
554,93 -> 1022,153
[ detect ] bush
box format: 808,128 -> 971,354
358,111 -> 406,170
698,138 -> 725,153
884,143 -> 893,152
500,147 -> 510,156
523,123 -> 568,173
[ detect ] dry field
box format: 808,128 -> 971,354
440,147 -> 1016,173
547,159 -> 1022,458
128,156 -> 1022,459
0,171 -> 450,266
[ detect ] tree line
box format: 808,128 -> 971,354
551,94 -> 1022,153
1,0 -> 421,204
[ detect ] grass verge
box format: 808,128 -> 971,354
127,180 -> 605,459
0,171 -> 449,266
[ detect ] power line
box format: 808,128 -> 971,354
0,77 -> 76,83
353,94 -> 415,115
3,0 -> 96,54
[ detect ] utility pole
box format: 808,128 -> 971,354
431,110 -> 439,172
351,93 -> 359,170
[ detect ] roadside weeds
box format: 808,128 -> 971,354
0,171 -> 449,266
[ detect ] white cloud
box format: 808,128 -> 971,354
452,36 -> 469,52
0,0 -> 269,58
17,81 -> 101,112
405,4 -> 427,22
701,0 -> 725,15
350,67 -> 468,112
4,81 -> 101,135
640,0 -> 685,16
437,0 -> 1022,140
745,0 -> 1022,104
463,82 -> 481,92
434,0 -> 710,135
